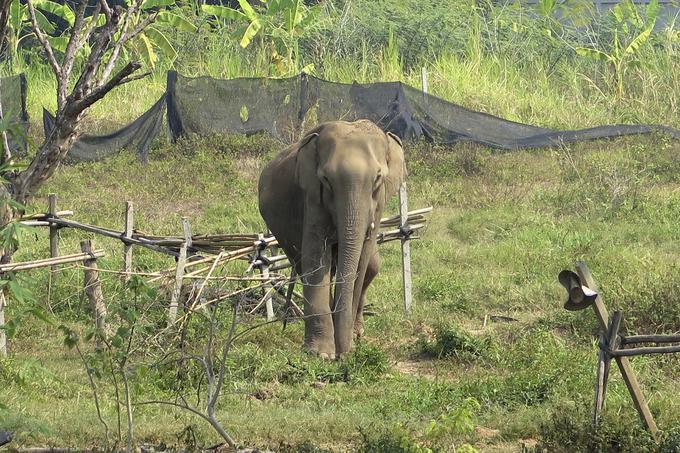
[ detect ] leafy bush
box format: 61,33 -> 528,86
277,439 -> 334,453
419,324 -> 494,361
358,425 -> 443,453
278,343 -> 390,385
539,401 -> 659,452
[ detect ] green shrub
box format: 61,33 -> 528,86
419,324 -> 494,361
277,439 -> 334,453
539,401 -> 659,452
358,425 -> 442,453
278,343 -> 390,385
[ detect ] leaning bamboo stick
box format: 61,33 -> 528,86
614,345 -> 680,357
149,239 -> 278,283
379,207 -> 433,225
45,217 -> 180,257
18,210 -> 74,221
621,335 -> 680,345
0,250 -> 105,272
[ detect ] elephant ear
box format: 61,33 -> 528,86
385,131 -> 406,199
294,132 -> 321,204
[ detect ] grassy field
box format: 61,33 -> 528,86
2,0 -> 680,451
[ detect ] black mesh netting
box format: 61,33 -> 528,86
167,71 -> 303,143
43,94 -> 166,162
0,74 -> 29,154
43,71 -> 680,161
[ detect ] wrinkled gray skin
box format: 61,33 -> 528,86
258,120 -> 405,359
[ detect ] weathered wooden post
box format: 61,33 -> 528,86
399,183 -> 413,314
81,240 -> 107,340
560,262 -> 659,439
395,67 -> 428,315
48,194 -> 59,271
0,290 -> 7,356
123,201 -> 134,282
169,217 -> 191,323
257,234 -> 275,321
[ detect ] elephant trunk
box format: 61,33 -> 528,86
333,195 -> 371,355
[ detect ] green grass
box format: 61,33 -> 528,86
1,0 -> 680,450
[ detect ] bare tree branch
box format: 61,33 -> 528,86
68,62 -> 143,116
80,2 -> 103,46
70,9 -> 121,107
101,1 -> 157,82
98,0 -> 113,20
61,0 -> 90,85
11,0 -> 155,209
26,0 -> 61,77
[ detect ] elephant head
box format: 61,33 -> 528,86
258,120 -> 405,358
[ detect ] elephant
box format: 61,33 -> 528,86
258,120 -> 406,359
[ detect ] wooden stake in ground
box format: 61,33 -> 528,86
399,182 -> 413,314
48,194 -> 59,271
123,201 -> 134,282
0,291 -> 7,357
81,240 -> 107,341
257,234 -> 275,321
169,217 -> 191,323
568,262 -> 659,439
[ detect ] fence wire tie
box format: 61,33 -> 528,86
399,223 -> 414,239
598,335 -> 620,358
45,213 -> 66,230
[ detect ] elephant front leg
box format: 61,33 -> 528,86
354,252 -> 379,340
300,218 -> 335,359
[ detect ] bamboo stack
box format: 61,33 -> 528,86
135,232 -> 263,255
21,205 -> 432,283
138,207 -> 433,255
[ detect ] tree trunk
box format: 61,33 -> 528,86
0,0 -> 10,55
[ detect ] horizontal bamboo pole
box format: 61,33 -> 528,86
621,334 -> 680,345
380,207 -> 433,225
149,238 -> 279,282
19,210 -> 74,221
379,223 -> 426,237
0,250 -> 105,272
19,221 -> 50,227
45,217 -> 180,257
614,345 -> 680,357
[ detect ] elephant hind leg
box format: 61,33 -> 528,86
354,253 -> 379,340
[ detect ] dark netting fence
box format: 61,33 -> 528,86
0,74 -> 29,154
43,94 -> 166,162
33,70 -> 680,161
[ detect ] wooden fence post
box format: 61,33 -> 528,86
0,291 -> 7,356
81,240 -> 107,340
123,201 -> 134,282
169,217 -> 191,323
575,262 -> 659,439
399,182 -> 413,314
257,234 -> 275,321
48,194 -> 58,271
